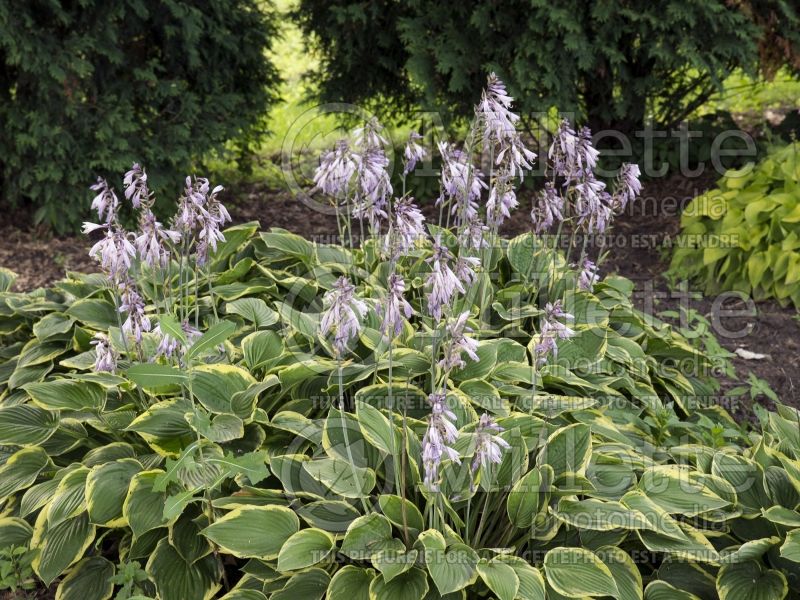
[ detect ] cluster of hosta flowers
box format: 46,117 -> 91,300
535,300 -> 576,364
422,392 -> 461,491
533,119 -> 641,237
312,73 -> 643,498
83,164 -> 229,367
319,276 -> 369,356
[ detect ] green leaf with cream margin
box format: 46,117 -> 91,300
203,506 -> 299,559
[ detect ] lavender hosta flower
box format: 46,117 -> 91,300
135,210 -> 181,268
91,333 -> 118,373
313,140 -> 358,199
320,276 -> 368,356
154,321 -> 201,360
549,119 -> 579,178
425,236 -> 464,321
576,126 -> 600,174
388,196 -> 426,256
123,163 -> 151,209
471,414 -> 510,476
458,218 -> 489,250
90,177 -> 120,224
195,182 -> 230,265
422,392 -> 461,492
118,279 -> 151,344
454,255 -> 480,287
494,132 -> 537,182
353,148 -> 392,231
86,225 -> 136,281
486,177 -> 518,227
613,163 -> 642,213
438,311 -> 479,372
535,300 -> 575,364
353,117 -> 389,151
437,142 -> 486,222
578,258 -> 599,291
574,173 -> 613,234
531,182 -> 564,233
380,273 -> 413,337
477,73 -> 519,146
174,176 -> 206,233
403,131 -> 427,175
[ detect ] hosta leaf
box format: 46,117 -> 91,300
32,513 -> 96,586
220,592 -> 267,600
86,458 -> 142,527
597,545 -> 643,600
0,267 -> 17,291
762,506 -> 800,528
340,513 -> 394,560
327,565 -> 374,600
378,494 -> 425,532
543,547 -> 619,598
147,538 -> 222,600
277,528 -> 335,571
419,529 -> 478,595
638,466 -> 729,517
780,529 -> 800,562
368,567 -> 429,600
372,548 -> 418,583
123,470 -> 171,537
271,568 -> 330,600
225,297 -> 279,328
65,298 -> 117,329
33,313 -> 75,341
202,506 -> 299,559
536,423 -> 591,483
498,556 -> 546,600
159,314 -> 188,344
0,446 -> 51,498
296,500 -> 361,533
242,330 -> 283,370
716,560 -> 788,600
185,319 -> 236,362
55,556 -> 114,600
0,517 -> 34,546
720,537 -> 780,564
476,559 -> 519,600
190,364 -> 256,414
0,404 -> 59,445
644,581 -> 702,600
303,457 -> 376,498
24,379 -> 105,412
356,400 -> 401,454
126,399 -> 195,456
507,466 -> 552,528
126,363 -> 188,389
47,467 -> 89,526
553,498 -> 650,531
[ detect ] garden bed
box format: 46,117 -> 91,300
2,171 -> 796,421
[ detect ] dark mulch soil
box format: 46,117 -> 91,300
1,173 -> 798,420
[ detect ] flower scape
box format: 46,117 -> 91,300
0,75 -> 800,600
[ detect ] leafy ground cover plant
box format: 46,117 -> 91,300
0,76 -> 800,600
669,142 -> 800,307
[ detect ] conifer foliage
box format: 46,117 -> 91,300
0,0 -> 280,231
295,0 -> 799,132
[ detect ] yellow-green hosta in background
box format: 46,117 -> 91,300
670,143 -> 800,307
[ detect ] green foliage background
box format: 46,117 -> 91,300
669,143 -> 800,307
0,0 -> 280,231
293,0 -> 800,132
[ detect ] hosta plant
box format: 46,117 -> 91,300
669,142 -> 800,307
0,75 -> 799,600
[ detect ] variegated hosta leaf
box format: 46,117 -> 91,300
716,560 -> 788,600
